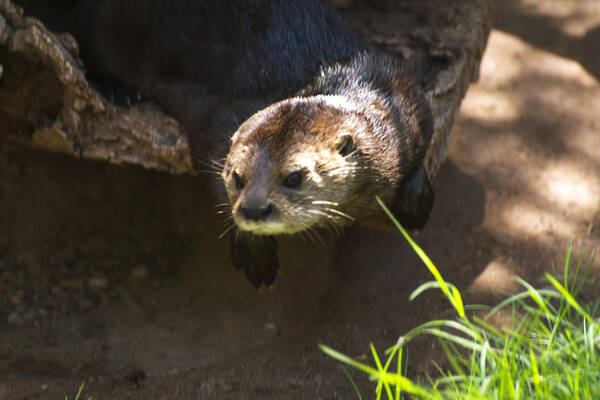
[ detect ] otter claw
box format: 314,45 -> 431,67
230,233 -> 280,288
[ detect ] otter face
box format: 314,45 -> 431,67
222,96 -> 367,235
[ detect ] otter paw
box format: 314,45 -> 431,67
230,233 -> 280,288
390,166 -> 435,231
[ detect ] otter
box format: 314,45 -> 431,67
225,53 -> 434,286
15,0 -> 435,287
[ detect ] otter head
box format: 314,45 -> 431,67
222,95 -> 370,235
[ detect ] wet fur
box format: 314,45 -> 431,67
223,52 -> 432,234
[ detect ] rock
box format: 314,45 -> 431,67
7,310 -> 22,325
8,292 -> 22,305
88,276 -> 109,291
125,368 -> 146,385
61,278 -> 85,289
130,264 -> 149,281
22,309 -> 35,322
77,296 -> 94,311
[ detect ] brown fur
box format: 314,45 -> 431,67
221,58 -> 432,237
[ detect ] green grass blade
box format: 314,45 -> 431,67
370,343 -> 394,400
340,365 -> 364,400
515,277 -> 553,321
409,281 -> 444,301
319,344 -> 380,376
396,346 -> 403,400
529,346 -> 541,397
376,197 -> 465,319
546,273 -> 596,326
564,242 -> 573,290
479,340 -> 489,386
438,337 -> 466,377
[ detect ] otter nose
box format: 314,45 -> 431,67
241,203 -> 273,221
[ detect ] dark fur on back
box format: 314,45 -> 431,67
93,0 -> 362,97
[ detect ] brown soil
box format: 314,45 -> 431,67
1,1 -> 599,399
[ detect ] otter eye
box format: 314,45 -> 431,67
336,135 -> 356,157
233,171 -> 244,190
283,171 -> 303,189
225,164 -> 232,175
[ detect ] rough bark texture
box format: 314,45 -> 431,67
0,0 -> 192,174
0,0 -> 493,179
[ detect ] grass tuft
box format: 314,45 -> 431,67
320,197 -> 599,400
64,382 -> 90,400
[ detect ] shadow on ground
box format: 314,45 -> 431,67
0,142 -> 489,398
494,0 -> 600,82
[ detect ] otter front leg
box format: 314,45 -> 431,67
230,233 -> 280,288
390,166 -> 435,231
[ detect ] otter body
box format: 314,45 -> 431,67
16,0 -> 435,287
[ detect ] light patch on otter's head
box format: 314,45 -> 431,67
312,94 -> 359,112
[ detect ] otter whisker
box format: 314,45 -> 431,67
325,208 -> 355,221
343,149 -> 359,159
192,156 -> 224,172
306,209 -> 335,219
326,219 -> 343,238
206,158 -> 225,168
191,156 -> 216,168
307,227 -> 325,246
216,213 -> 234,223
298,230 -> 308,245
319,221 -> 335,238
234,228 -> 251,241
214,202 -> 232,216
194,169 -> 222,176
311,200 -> 339,206
303,229 -> 315,244
218,224 -> 236,239
216,208 -> 234,219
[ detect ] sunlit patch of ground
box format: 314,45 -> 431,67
455,29 -> 600,292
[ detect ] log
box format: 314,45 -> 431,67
0,0 -> 493,179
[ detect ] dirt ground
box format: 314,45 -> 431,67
1,0 -> 599,399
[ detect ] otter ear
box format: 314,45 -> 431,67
390,166 -> 435,231
335,134 -> 356,157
